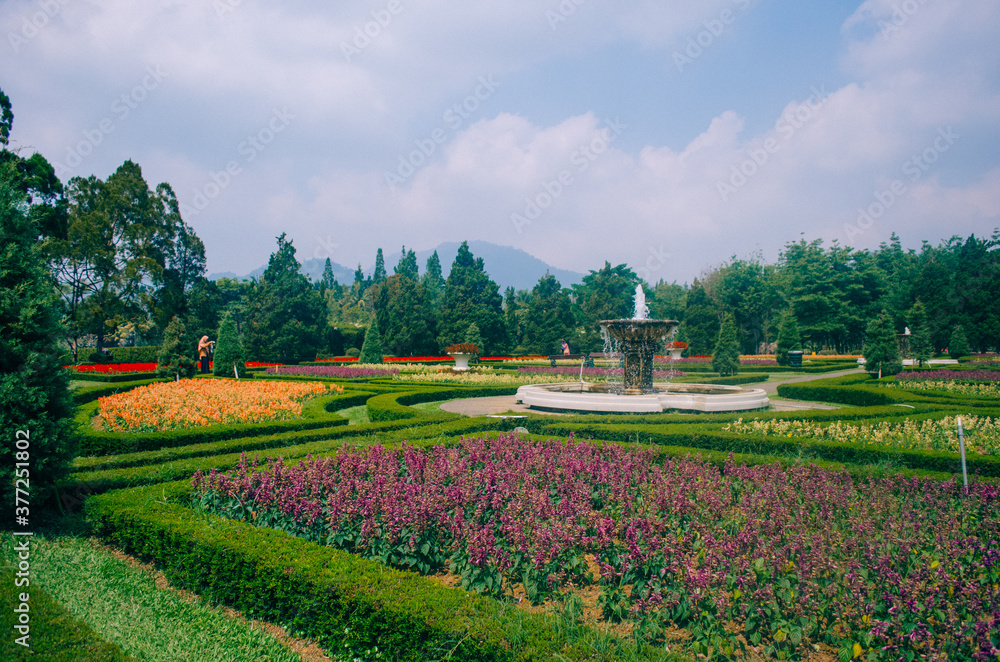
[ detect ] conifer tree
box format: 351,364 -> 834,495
712,314 -> 741,376
907,300 -> 933,367
948,325 -> 970,360
359,315 -> 383,364
156,316 -> 197,379
463,323 -> 484,355
862,311 -> 902,378
775,309 -> 803,366
212,313 -> 247,378
0,176 -> 77,518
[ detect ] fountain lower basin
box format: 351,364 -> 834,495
515,382 -> 769,413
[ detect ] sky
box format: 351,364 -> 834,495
3,0 -> 999,284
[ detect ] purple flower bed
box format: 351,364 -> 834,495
740,358 -> 779,366
897,370 -> 1000,382
264,365 -> 398,378
517,366 -> 685,378
193,436 -> 1000,659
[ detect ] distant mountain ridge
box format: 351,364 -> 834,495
208,241 -> 585,292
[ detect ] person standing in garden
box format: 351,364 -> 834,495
198,335 -> 213,374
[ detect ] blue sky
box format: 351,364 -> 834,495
3,0 -> 998,283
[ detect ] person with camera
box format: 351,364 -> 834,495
198,335 -> 214,374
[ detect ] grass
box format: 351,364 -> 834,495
0,534 -> 328,662
338,405 -> 370,425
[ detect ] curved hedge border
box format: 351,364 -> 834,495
778,375 -> 1000,408
366,385 -> 521,422
85,481 -> 673,662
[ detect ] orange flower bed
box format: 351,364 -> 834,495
98,379 -> 343,433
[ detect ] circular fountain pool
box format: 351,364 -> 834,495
514,381 -> 769,413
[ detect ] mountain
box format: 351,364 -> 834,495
384,241 -> 585,292
209,241 -> 584,292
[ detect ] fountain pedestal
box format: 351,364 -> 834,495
600,319 -> 679,394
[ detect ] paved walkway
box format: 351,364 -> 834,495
438,368 -> 866,417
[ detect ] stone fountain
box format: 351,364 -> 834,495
515,286 -> 769,413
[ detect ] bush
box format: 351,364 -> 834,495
212,314 -> 247,378
109,346 -> 161,363
359,317 -> 383,364
156,317 -> 197,379
345,347 -> 361,358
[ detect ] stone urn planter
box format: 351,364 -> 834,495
664,341 -> 688,360
449,352 -> 473,371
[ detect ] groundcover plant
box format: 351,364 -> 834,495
98,379 -> 343,432
191,434 -> 1000,661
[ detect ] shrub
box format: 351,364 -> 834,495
212,313 -> 247,378
949,325 -> 970,360
359,317 -> 383,364
345,347 -> 361,358
862,311 -> 902,378
711,314 -> 740,376
775,310 -> 802,366
156,317 -> 197,379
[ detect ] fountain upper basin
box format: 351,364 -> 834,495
515,382 -> 769,413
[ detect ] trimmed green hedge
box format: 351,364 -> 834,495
85,482 -> 671,662
0,565 -> 136,662
366,385 -> 520,422
67,371 -> 160,383
108,346 -> 161,363
778,375 -> 1000,409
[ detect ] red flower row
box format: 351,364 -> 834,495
69,362 -> 158,374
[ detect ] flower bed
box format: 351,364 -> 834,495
69,362 -> 158,374
897,370 -> 1000,382
516,366 -> 685,378
192,436 -> 1000,660
265,365 -> 399,379
98,379 -> 342,433
724,415 -> 1000,456
887,380 -> 1000,398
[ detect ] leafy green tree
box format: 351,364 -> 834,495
906,300 -> 933,367
649,280 -> 687,322
775,310 -> 802,366
948,325 -> 970,360
243,234 -> 325,363
521,273 -> 575,355
437,241 -> 507,354
712,314 -> 741,376
712,256 -> 782,353
156,316 -> 197,379
0,175 -> 77,519
51,161 -> 179,358
212,313 -> 247,378
503,286 -> 524,351
359,315 -> 383,364
862,311 -> 902,378
571,262 -> 641,352
680,281 -> 718,357
779,239 -> 853,351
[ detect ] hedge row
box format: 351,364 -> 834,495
84,481 -> 673,662
365,385 -> 520,422
64,417 -> 528,498
778,375 -> 1000,409
0,565 -> 136,662
75,389 -> 366,457
533,421 -> 1000,478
